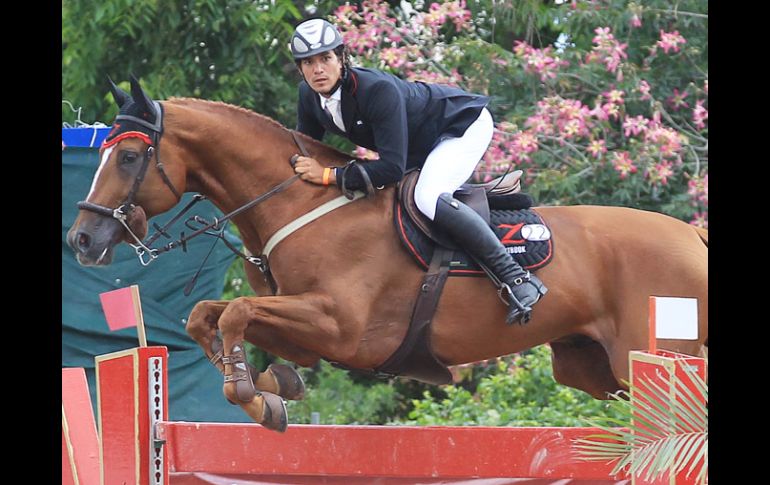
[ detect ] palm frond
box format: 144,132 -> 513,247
574,364 -> 707,481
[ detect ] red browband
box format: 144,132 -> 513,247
101,131 -> 153,148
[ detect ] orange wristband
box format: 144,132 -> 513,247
322,167 -> 332,186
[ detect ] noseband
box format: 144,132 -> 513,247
77,101 -> 183,260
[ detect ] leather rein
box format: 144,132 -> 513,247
76,102 -> 374,295
76,103 -> 310,290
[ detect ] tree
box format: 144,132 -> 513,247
333,0 -> 707,226
63,0 -> 308,126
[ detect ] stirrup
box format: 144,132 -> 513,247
496,271 -> 531,307
498,282 -> 534,325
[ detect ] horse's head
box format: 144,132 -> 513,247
66,76 -> 186,266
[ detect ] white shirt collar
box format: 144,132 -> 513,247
318,87 -> 342,110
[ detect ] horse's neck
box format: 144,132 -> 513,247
167,101 -> 349,253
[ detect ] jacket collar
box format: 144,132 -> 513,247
340,68 -> 358,132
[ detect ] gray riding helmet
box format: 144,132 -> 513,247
290,18 -> 344,59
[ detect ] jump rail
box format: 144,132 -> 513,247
84,346 -> 632,484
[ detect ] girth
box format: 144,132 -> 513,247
368,169 -> 543,385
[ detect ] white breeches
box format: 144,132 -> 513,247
414,107 -> 494,220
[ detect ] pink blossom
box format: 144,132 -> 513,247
637,80 -> 651,101
589,26 -> 628,74
657,30 -> 687,54
590,103 -> 609,122
525,114 -> 552,135
563,119 -> 582,138
380,47 -> 407,69
667,88 -> 689,111
612,151 -> 637,179
693,100 -> 708,129
630,14 -> 642,28
703,79 -> 708,94
602,102 -> 620,120
406,68 -> 464,86
592,27 -> 613,45
587,139 -> 607,158
354,146 -> 379,160
528,96 -> 592,139
513,41 -> 568,82
689,212 -> 708,229
513,131 -> 539,154
603,88 -> 625,105
645,126 -> 683,158
623,115 -> 649,137
647,161 -> 674,185
420,1 -> 472,35
687,173 -> 708,205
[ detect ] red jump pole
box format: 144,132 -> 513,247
95,346 -> 168,485
158,422 -> 624,481
95,346 -> 628,483
62,368 -> 101,485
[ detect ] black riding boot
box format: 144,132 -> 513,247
433,193 -> 547,324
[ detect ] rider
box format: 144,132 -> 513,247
290,18 -> 547,324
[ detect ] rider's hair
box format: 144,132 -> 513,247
294,45 -> 351,75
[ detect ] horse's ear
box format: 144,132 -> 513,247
107,76 -> 130,107
129,73 -> 156,116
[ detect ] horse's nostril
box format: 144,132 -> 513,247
77,231 -> 91,252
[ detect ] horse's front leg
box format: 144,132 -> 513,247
186,300 -> 229,372
186,300 -> 307,403
218,292 -> 347,431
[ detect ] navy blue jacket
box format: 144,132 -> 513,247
296,67 -> 489,190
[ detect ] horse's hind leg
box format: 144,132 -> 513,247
550,336 -> 624,399
186,300 -> 305,401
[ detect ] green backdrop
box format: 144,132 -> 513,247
62,137 -> 250,422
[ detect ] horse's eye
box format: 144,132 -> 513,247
121,151 -> 138,164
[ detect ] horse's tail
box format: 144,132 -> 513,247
693,226 -> 708,247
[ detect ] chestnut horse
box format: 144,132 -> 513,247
67,79 -> 708,431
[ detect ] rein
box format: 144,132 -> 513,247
77,102 -> 370,295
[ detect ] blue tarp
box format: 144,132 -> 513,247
62,129 -> 251,422
62,126 -> 110,148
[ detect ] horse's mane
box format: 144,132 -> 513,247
164,97 -> 352,161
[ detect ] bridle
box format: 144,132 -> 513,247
75,95 -> 368,295
75,99 -> 306,296
77,101 -> 184,261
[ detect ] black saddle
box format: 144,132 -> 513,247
395,170 -> 554,275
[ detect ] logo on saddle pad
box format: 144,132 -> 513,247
499,223 -> 551,245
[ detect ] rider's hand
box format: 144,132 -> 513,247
293,155 -> 335,186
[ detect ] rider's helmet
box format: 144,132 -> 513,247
290,18 -> 344,60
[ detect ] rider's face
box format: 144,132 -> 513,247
299,50 -> 343,96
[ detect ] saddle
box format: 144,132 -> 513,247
370,170 -> 555,385
396,170 -> 554,275
398,169 -> 524,249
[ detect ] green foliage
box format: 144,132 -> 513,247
395,346 -> 623,427
287,360 -> 399,425
63,0 -> 306,125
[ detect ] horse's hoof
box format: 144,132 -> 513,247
268,363 -> 305,400
260,392 -> 288,433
